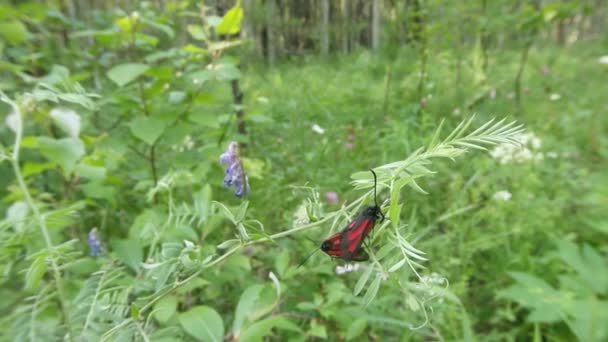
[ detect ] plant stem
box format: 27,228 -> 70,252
3,95 -> 75,341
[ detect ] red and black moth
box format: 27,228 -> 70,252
320,169 -> 384,262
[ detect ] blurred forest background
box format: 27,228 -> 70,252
1,0 -> 607,341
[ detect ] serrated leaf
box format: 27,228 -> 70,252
107,63 -> 149,87
179,306 -> 224,342
128,116 -> 167,145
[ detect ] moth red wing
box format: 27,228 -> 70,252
320,231 -> 369,261
339,215 -> 377,261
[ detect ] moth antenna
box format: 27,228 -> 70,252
296,248 -> 320,269
370,169 -> 379,208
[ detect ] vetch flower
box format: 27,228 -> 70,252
219,142 -> 250,197
325,191 -> 339,204
311,124 -> 325,134
335,263 -> 360,275
493,190 -> 512,201
88,228 -> 103,257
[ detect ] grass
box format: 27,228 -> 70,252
226,41 -> 608,339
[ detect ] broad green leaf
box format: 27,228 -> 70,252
154,295 -> 178,324
111,239 -> 143,271
187,24 -> 207,40
75,163 -> 106,181
239,316 -> 300,342
128,116 -> 167,145
232,284 -> 264,334
0,20 -> 28,44
107,63 -> 150,87
178,306 -> 224,342
49,108 -> 81,137
308,320 -> 327,339
22,162 -> 55,178
216,1 -> 243,35
213,63 -> 241,81
37,137 -> 85,173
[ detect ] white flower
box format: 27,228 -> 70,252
50,108 -> 81,137
489,132 -> 543,164
293,202 -> 310,226
547,152 -> 558,159
549,93 -> 561,101
5,111 -> 20,133
311,124 -> 325,135
598,56 -> 608,64
335,263 -> 360,275
257,97 -> 269,104
493,190 -> 512,201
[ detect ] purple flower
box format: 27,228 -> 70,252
325,191 -> 339,204
88,228 -> 103,257
220,142 -> 250,197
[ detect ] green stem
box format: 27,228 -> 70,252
135,194 -> 369,315
2,94 -> 75,341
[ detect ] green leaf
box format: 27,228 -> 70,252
239,316 -> 300,342
154,295 -> 178,324
308,320 -> 327,339
107,63 -> 150,87
354,265 -> 374,296
275,249 -> 290,277
111,239 -> 143,271
363,274 -> 382,306
216,1 -> 243,35
232,284 -> 264,334
36,137 -> 85,174
193,185 -> 213,223
178,306 -> 224,342
129,116 -> 167,145
345,318 -> 367,340
187,24 -> 207,40
0,20 -> 28,44
214,63 -> 241,81
389,178 -> 407,229
25,255 -> 47,291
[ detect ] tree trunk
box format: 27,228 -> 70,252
321,0 -> 330,54
371,0 -> 380,50
266,0 -> 276,64
341,0 -> 349,53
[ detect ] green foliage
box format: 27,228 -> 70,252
0,0 -> 606,341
